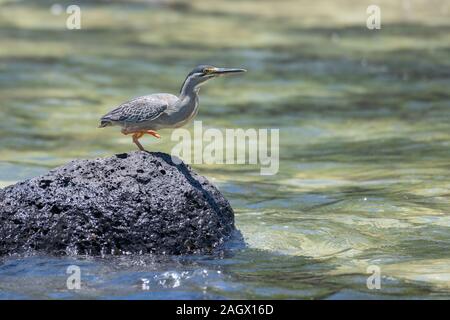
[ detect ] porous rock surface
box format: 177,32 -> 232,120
0,152 -> 238,256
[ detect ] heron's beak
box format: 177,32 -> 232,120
210,67 -> 247,76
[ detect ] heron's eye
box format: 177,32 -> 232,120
203,68 -> 212,74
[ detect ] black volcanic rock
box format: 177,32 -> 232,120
0,152 -> 240,256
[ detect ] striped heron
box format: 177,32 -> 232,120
99,65 -> 246,151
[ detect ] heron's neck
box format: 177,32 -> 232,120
166,77 -> 199,124
179,75 -> 200,101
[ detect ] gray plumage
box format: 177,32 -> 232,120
99,65 -> 246,150
100,95 -> 174,127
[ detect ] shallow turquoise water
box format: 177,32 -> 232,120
0,0 -> 450,299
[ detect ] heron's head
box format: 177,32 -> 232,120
180,65 -> 246,94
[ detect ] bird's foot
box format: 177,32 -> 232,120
146,130 -> 161,139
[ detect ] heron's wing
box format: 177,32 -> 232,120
101,95 -> 170,123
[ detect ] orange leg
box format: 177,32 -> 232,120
145,130 -> 161,139
132,132 -> 145,151
121,129 -> 160,151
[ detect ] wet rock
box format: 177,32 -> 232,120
0,152 -> 240,256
